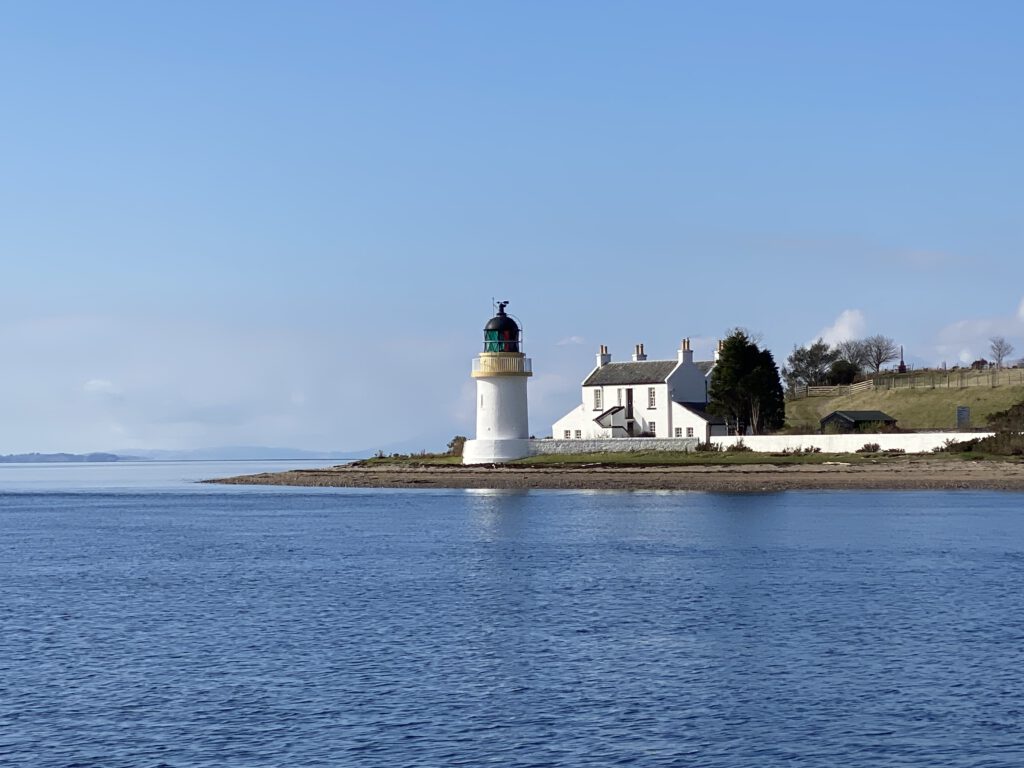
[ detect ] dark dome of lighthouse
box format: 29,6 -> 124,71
484,306 -> 520,334
483,301 -> 521,352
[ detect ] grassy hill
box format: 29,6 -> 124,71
785,379 -> 1024,432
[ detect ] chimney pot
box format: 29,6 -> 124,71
679,337 -> 694,364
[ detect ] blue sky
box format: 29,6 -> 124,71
2,1 -> 1022,453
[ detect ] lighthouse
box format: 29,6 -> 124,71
462,301 -> 533,465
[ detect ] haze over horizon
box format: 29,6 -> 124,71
3,2 -> 1022,454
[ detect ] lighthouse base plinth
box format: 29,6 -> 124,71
462,438 -> 531,465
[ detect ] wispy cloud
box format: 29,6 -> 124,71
83,378 -> 122,397
934,296 -> 1024,365
814,309 -> 866,346
894,250 -> 955,269
556,335 -> 585,346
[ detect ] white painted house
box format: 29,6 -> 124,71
552,339 -> 729,442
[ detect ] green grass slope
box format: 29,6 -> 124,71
785,384 -> 1024,431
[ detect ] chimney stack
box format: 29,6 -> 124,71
678,338 -> 694,365
632,343 -> 647,362
714,339 -> 724,362
596,344 -> 611,368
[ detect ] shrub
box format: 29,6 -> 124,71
975,432 -> 1024,456
857,442 -> 881,453
726,440 -> 753,453
934,437 -> 978,454
447,435 -> 467,457
694,440 -> 722,452
782,445 -> 823,455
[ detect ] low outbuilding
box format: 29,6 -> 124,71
820,410 -> 897,433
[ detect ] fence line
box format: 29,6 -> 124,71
789,369 -> 1024,399
873,368 -> 1024,391
790,380 -> 876,400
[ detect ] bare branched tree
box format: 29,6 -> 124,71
990,336 -> 1015,369
835,339 -> 870,371
863,334 -> 899,373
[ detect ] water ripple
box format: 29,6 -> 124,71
2,490 -> 1024,766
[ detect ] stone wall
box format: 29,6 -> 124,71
526,432 -> 991,457
529,438 -> 700,455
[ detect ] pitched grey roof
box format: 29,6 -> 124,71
675,401 -> 727,425
696,361 -> 715,375
823,410 -> 896,424
583,360 -> 678,386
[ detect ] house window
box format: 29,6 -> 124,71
617,388 -> 622,406
648,387 -> 656,408
649,421 -> 656,436
686,427 -> 694,437
574,430 -> 582,439
674,427 -> 682,438
594,389 -> 602,410
563,430 -> 571,439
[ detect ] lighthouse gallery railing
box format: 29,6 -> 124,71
472,356 -> 532,375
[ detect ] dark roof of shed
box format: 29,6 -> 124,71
675,401 -> 727,425
822,410 -> 896,423
583,360 -> 678,386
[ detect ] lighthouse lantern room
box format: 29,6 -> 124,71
462,301 -> 533,465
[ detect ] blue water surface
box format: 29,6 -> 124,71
1,467 -> 1023,766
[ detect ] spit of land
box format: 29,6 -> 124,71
207,454 -> 1024,492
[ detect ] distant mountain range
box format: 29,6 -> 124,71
2,439 -> 446,464
118,446 -> 360,461
0,452 -> 130,463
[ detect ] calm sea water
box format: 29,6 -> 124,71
2,464 -> 1023,767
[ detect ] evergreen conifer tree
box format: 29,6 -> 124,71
709,330 -> 785,435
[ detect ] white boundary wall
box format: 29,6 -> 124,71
469,433 -> 993,463
710,432 -> 993,454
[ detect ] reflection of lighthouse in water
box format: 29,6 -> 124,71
462,301 -> 533,465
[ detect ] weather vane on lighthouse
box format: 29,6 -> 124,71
461,301 -> 533,464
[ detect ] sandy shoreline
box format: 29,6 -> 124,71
206,459 -> 1024,492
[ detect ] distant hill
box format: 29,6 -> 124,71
117,446 -> 360,461
786,372 -> 1024,431
0,452 -> 130,463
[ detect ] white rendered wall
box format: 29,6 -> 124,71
552,404 -> 612,440
710,432 -> 993,454
556,385 -> 727,440
669,402 -> 714,441
666,360 -> 709,404
576,382 -> 671,436
476,376 -> 529,440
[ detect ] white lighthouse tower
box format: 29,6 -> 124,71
462,301 -> 533,465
